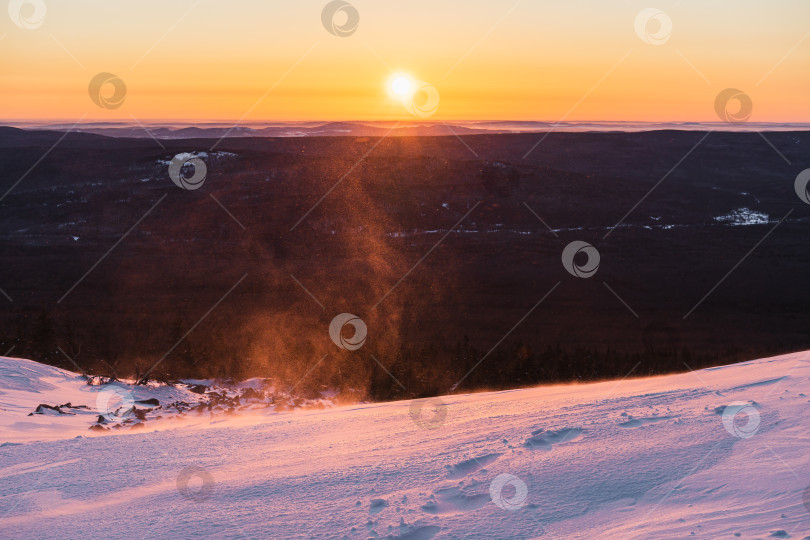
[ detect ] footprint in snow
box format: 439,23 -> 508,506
445,452 -> 502,480
369,499 -> 389,515
618,416 -> 677,428
713,401 -> 760,416
421,486 -> 490,515
523,428 -> 583,450
386,524 -> 441,539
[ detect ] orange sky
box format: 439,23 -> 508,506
1,0 -> 809,123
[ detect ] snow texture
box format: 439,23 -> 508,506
1,352 -> 810,539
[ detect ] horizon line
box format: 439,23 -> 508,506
4,119 -> 810,128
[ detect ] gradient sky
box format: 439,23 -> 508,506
2,0 -> 809,122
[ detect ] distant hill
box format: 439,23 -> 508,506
6,120 -> 810,140
0,128 -> 808,399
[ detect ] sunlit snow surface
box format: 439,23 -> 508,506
1,353 -> 809,539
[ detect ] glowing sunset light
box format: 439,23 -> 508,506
1,1 -> 808,122
390,75 -> 413,99
3,1 -> 810,538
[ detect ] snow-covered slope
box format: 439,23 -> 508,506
1,352 -> 809,539
0,356 -> 336,443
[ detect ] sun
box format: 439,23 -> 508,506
389,74 -> 413,99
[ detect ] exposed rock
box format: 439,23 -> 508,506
58,403 -> 89,410
120,406 -> 147,421
32,404 -> 71,415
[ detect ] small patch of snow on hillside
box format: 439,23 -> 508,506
714,207 -> 770,226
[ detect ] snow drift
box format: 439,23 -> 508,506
1,352 -> 809,539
